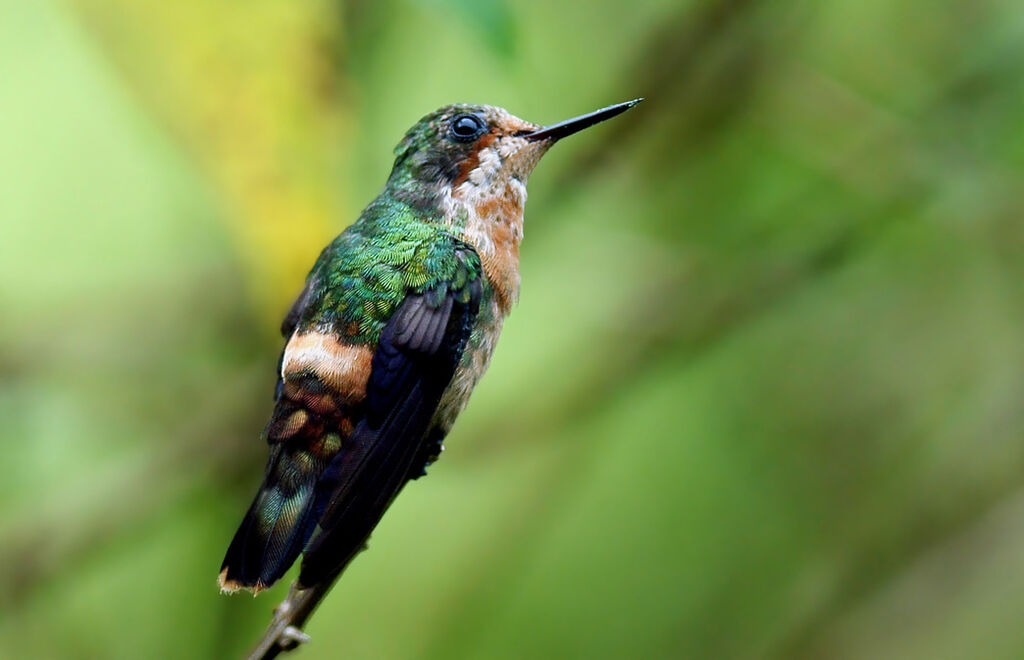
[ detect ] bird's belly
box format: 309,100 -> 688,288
432,298 -> 505,434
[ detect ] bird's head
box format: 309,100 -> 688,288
387,99 -> 643,201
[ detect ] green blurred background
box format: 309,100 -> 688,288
3,0 -> 1024,658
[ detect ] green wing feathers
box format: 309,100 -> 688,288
303,200 -> 484,343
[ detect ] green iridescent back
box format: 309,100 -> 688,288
297,195 -> 484,345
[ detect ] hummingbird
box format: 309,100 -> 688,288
219,98 -> 642,595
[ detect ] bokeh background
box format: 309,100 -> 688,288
3,0 -> 1024,658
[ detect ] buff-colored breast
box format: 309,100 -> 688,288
432,297 -> 505,434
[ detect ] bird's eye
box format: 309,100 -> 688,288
449,114 -> 487,142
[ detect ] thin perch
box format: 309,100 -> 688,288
243,579 -> 335,660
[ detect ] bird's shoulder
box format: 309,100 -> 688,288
297,200 -> 482,345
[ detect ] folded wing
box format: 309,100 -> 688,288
299,261 -> 482,587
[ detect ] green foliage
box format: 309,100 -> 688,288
3,0 -> 1024,658
410,0 -> 517,58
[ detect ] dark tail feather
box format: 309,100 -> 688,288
219,452 -> 320,594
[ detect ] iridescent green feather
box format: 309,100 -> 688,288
299,195 -> 484,344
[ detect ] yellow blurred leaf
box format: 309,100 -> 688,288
64,0 -> 351,323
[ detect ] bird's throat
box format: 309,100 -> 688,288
447,177 -> 525,316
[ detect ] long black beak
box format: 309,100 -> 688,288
525,98 -> 643,142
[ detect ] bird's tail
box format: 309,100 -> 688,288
219,356 -> 350,594
218,439 -> 334,594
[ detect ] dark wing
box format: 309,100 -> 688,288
297,272 -> 482,587
281,277 -> 316,337
273,277 -> 317,400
